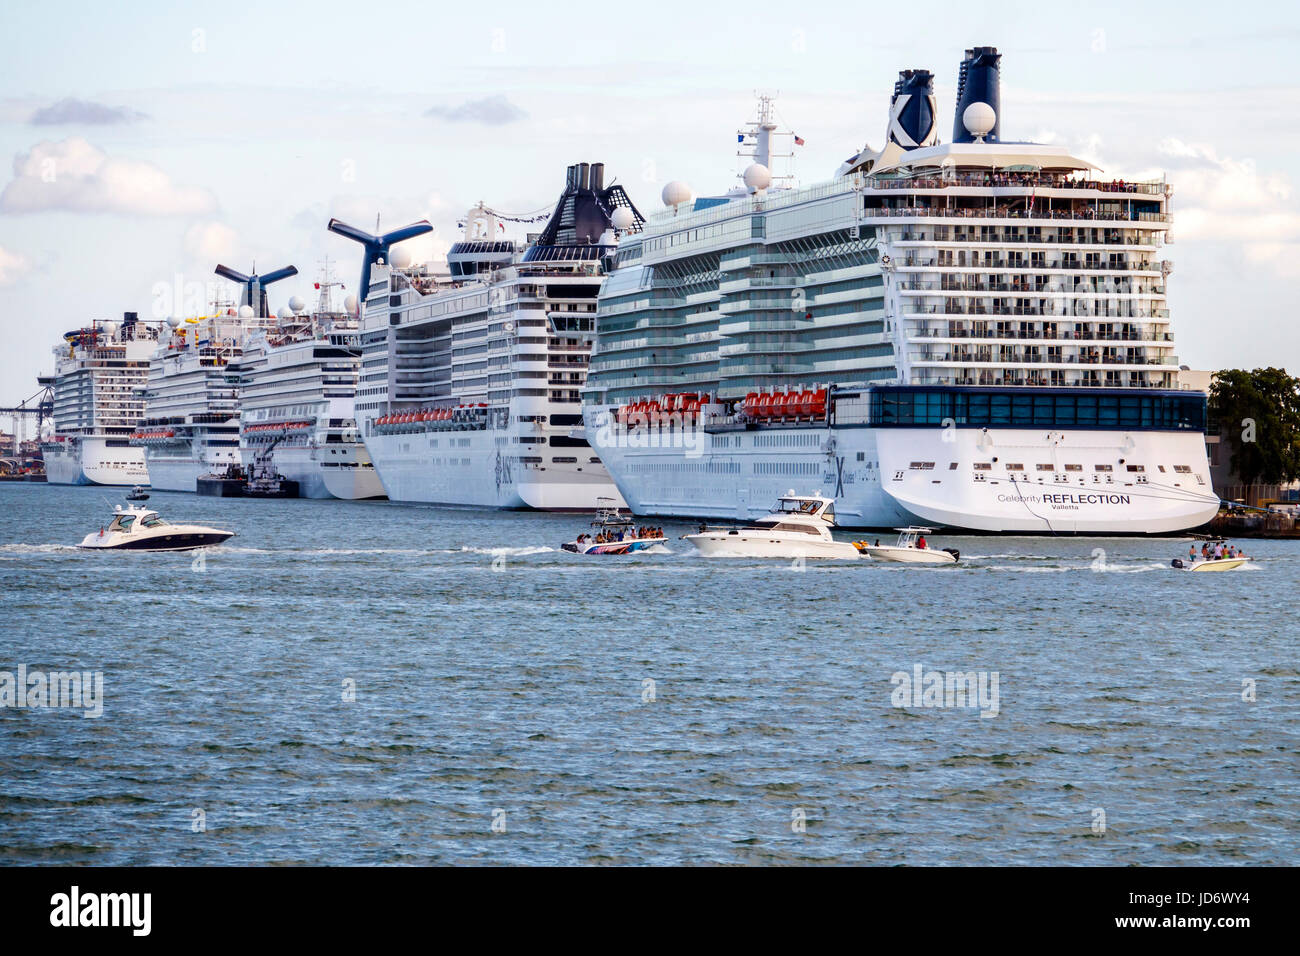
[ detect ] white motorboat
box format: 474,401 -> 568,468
683,491 -> 860,560
562,498 -> 666,555
855,527 -> 959,565
1171,538 -> 1251,572
77,504 -> 234,552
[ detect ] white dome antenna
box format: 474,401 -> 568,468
963,102 -> 996,143
743,163 -> 772,193
288,295 -> 306,314
661,181 -> 692,209
389,246 -> 412,270
610,206 -> 635,232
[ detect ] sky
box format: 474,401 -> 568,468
2,0 -> 1299,407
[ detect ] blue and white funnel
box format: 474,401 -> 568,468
887,70 -> 938,149
952,46 -> 1002,144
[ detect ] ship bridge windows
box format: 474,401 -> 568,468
869,387 -> 1206,432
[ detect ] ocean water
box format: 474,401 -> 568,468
0,482 -> 1296,865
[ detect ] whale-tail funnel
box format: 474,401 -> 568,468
213,263 -> 298,318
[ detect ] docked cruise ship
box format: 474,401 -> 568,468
132,305 -> 270,492
236,299 -> 384,500
40,313 -> 164,486
351,163 -> 645,509
583,48 -> 1219,533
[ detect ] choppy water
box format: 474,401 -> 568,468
1,483 -> 1296,865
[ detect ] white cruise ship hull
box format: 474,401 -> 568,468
586,410 -> 1218,534
363,425 -> 625,511
142,442 -> 243,493
43,438 -> 150,487
245,442 -> 385,500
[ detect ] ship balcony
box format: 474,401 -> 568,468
907,328 -> 1174,345
908,352 -> 1181,368
718,339 -> 816,356
891,231 -> 1159,249
718,358 -> 815,377
718,274 -> 806,293
899,259 -> 1161,274
865,174 -> 1165,195
904,304 -> 1171,319
865,205 -> 1171,227
718,316 -> 816,335
898,280 -> 1165,295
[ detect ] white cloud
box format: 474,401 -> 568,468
183,221 -> 240,263
0,138 -> 216,217
29,98 -> 148,126
424,95 -> 527,125
0,244 -> 30,285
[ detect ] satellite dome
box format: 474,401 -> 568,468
343,294 -> 359,315
238,305 -> 255,319
389,246 -> 413,270
288,295 -> 306,313
102,321 -> 118,337
610,206 -> 636,231
962,102 -> 996,140
166,316 -> 182,329
277,306 -> 293,320
743,163 -> 772,191
661,181 -> 692,207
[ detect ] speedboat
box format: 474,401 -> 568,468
855,527 -> 959,565
562,498 -> 665,555
684,491 -> 860,559
1171,538 -> 1251,572
125,485 -> 150,501
77,504 -> 234,551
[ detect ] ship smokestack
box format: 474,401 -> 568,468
578,162 -> 591,190
589,162 -> 604,192
887,69 -> 938,149
952,46 -> 1002,144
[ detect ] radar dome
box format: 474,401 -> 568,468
102,321 -> 118,337
389,246 -> 413,270
661,181 -> 692,208
743,163 -> 772,191
166,316 -> 182,329
277,306 -> 293,320
343,294 -> 359,315
288,295 -> 306,313
238,305 -> 255,319
610,206 -> 635,231
962,102 -> 996,140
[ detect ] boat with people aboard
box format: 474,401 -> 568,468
77,504 -> 234,551
684,491 -> 861,559
855,526 -> 959,564
126,485 -> 150,501
1171,538 -> 1251,572
562,498 -> 668,554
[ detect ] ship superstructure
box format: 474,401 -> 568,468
234,279 -> 383,499
41,313 -> 164,486
583,48 -> 1218,533
353,162 -> 645,509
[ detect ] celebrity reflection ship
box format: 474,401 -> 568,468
40,313 -> 163,486
583,48 -> 1220,533
350,163 -> 645,510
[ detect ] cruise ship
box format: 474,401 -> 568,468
349,163 -> 645,509
131,300 -> 272,493
582,48 -> 1219,533
235,294 -> 384,500
40,313 -> 164,486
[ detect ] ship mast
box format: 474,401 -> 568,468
315,256 -> 343,313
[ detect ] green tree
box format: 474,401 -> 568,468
1209,368 -> 1300,495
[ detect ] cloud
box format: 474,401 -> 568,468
0,244 -> 30,285
183,221 -> 240,263
0,138 -> 216,216
1154,138 -> 1300,251
424,95 -> 527,125
29,98 -> 148,126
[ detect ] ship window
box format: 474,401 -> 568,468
1064,464 -> 1083,472
1095,464 -> 1113,472
973,462 -> 992,470
140,515 -> 167,528
1157,464 -> 1166,472
1126,464 -> 1145,472
908,462 -> 935,470
856,452 -> 865,461
1005,463 -> 1024,471
1036,463 -> 1055,471
948,462 -> 959,470
1174,464 -> 1193,474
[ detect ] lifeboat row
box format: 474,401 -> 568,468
617,392 -> 712,427
373,404 -> 490,430
741,389 -> 828,423
129,429 -> 178,444
244,420 -> 314,433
